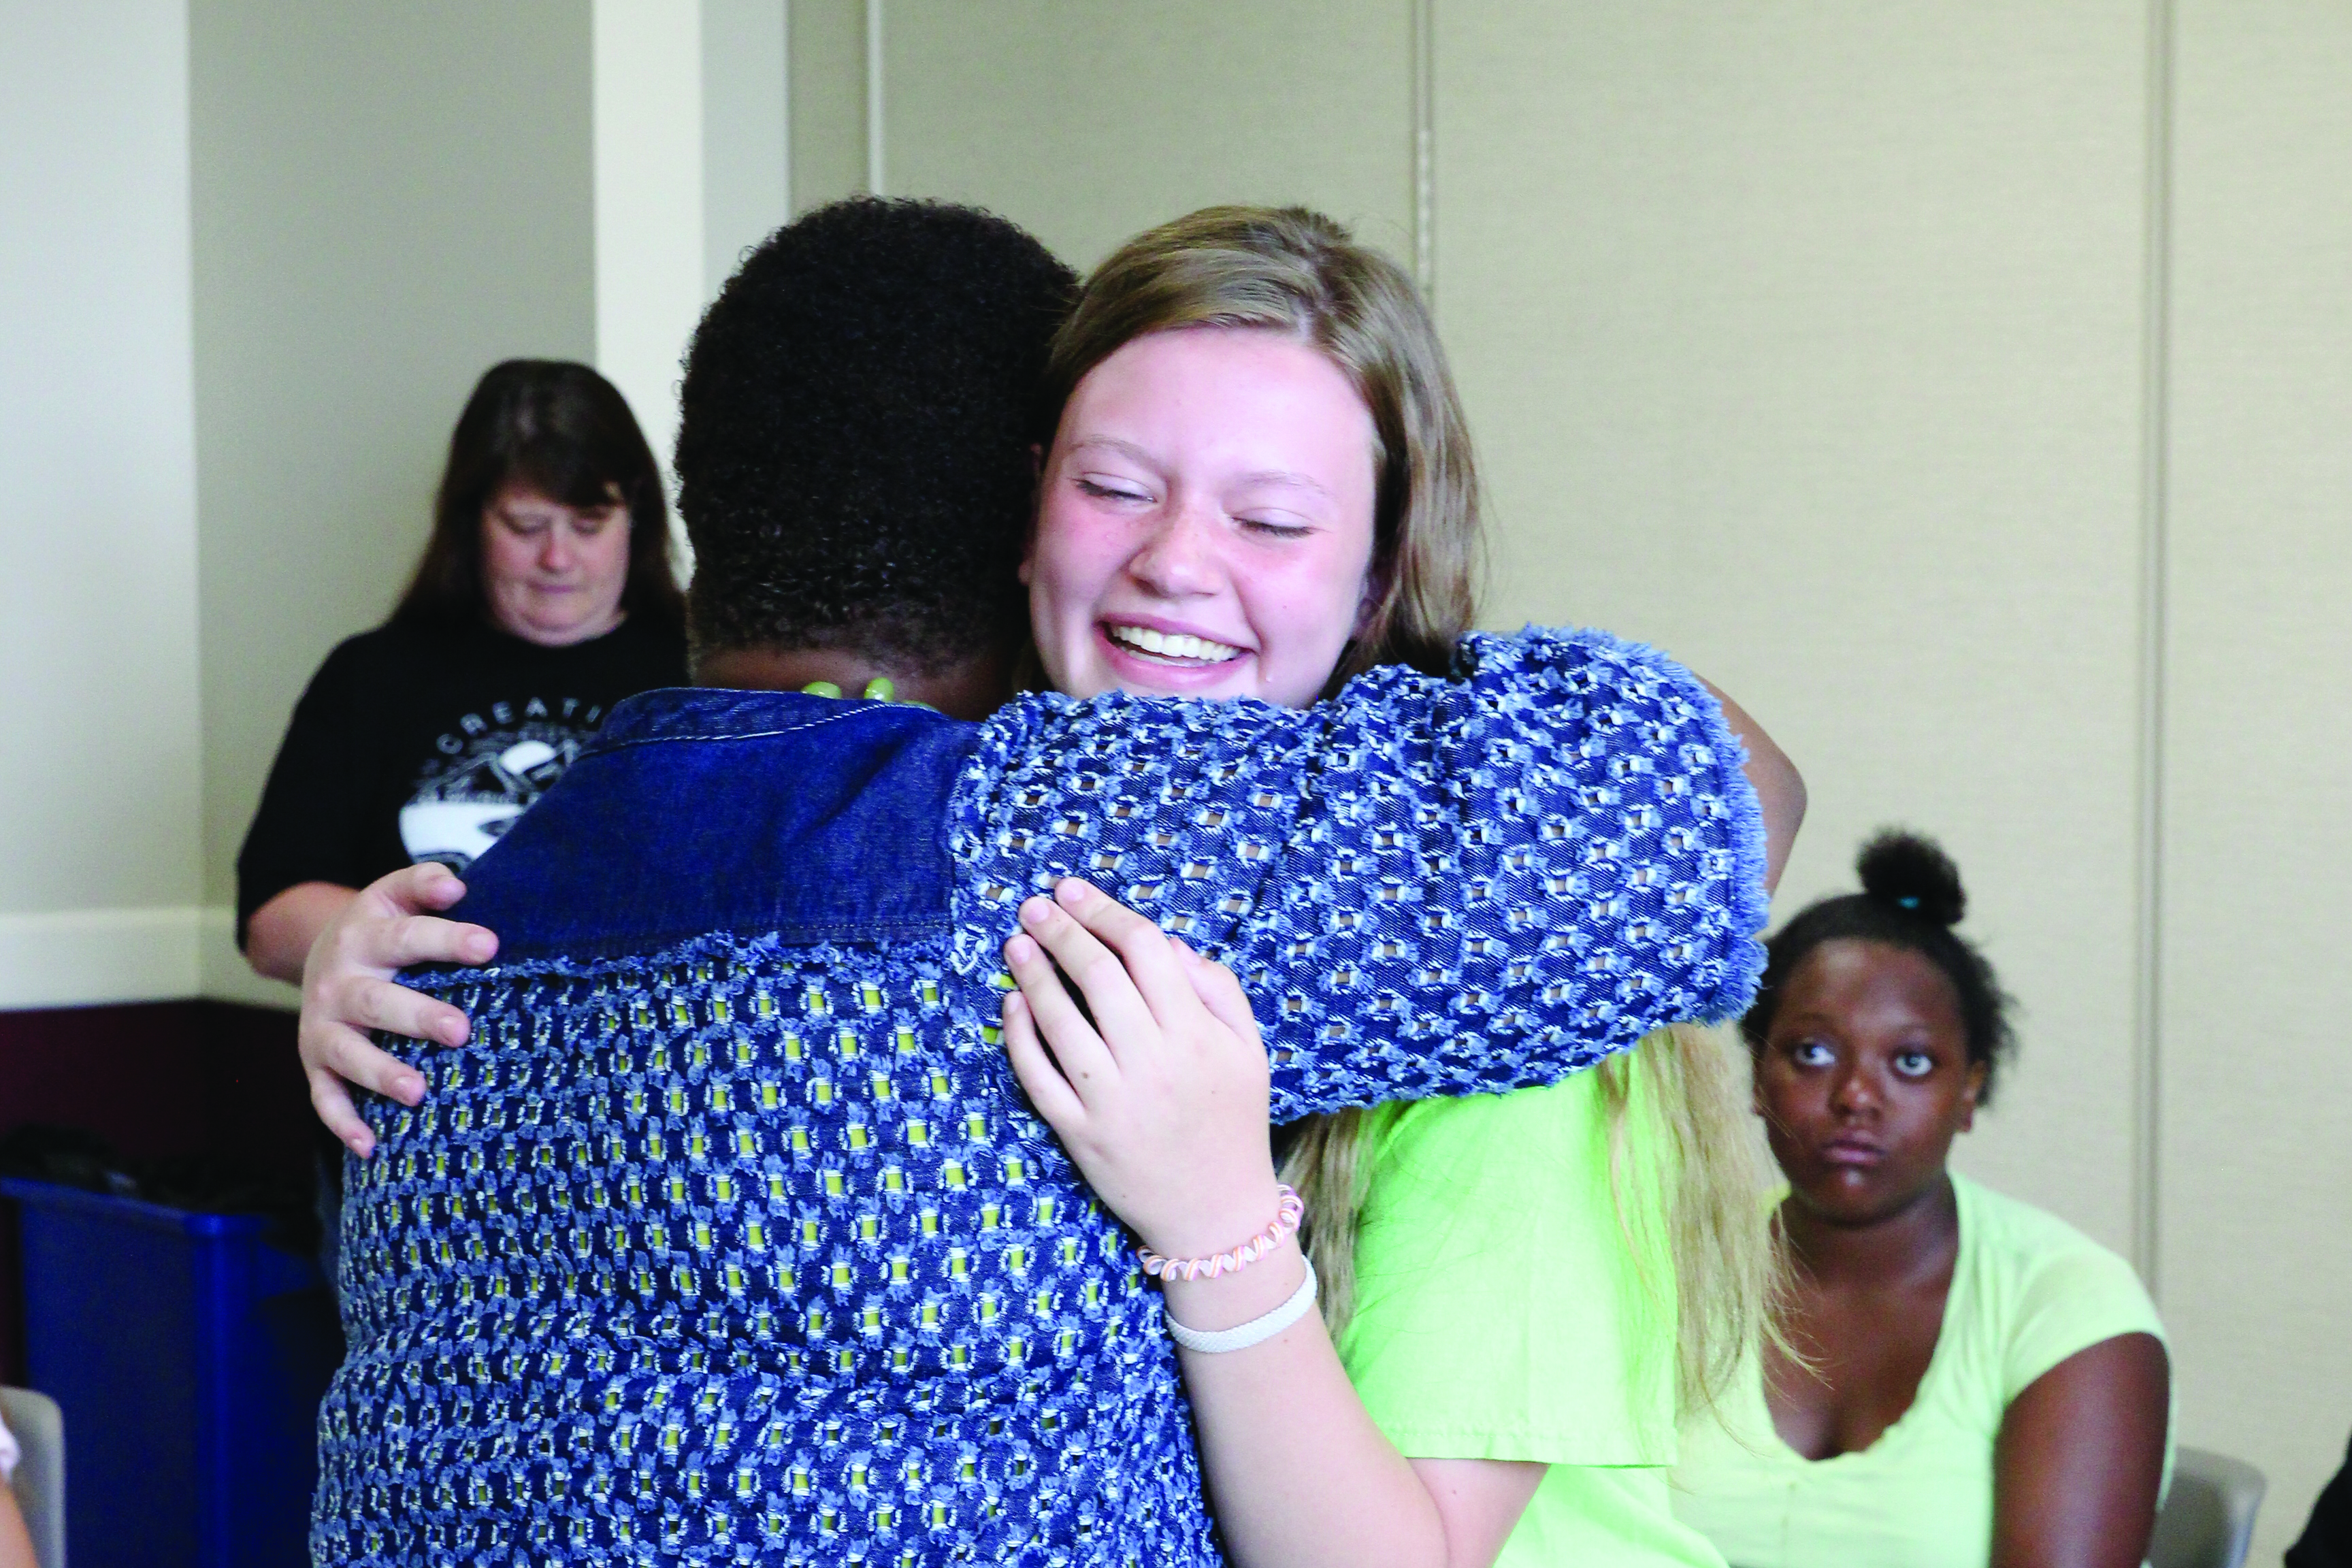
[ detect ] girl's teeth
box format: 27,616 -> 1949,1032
1111,625 -> 1239,663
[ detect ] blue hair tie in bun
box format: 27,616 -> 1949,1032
1897,896 -> 1921,910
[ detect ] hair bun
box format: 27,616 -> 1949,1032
1857,830 -> 1966,926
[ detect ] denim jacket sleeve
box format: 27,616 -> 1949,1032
950,626 -> 1770,1121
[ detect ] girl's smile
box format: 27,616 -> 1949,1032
1026,326 -> 1379,710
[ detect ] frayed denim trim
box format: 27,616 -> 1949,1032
1501,624 -> 1774,1024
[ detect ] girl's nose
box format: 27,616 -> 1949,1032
1124,501 -> 1220,598
1829,1063 -> 1880,1115
538,526 -> 576,573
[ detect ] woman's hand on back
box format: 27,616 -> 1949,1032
300,864 -> 496,1158
998,877 -> 1281,1262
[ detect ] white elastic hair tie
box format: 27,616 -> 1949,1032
1162,1258 -> 1320,1354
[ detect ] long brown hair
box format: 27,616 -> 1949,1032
1047,205 -> 1780,1420
394,359 -> 684,632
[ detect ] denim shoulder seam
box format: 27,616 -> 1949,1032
586,700 -> 904,757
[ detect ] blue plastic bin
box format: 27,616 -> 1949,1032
0,1177 -> 341,1567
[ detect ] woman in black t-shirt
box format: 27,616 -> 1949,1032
238,360 -> 688,985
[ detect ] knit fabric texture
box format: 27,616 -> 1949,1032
314,627 -> 1770,1566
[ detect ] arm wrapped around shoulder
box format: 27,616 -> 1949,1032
1240,625 -> 1772,1115
956,625 -> 1771,1119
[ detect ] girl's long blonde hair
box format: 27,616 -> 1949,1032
1049,205 -> 1780,1418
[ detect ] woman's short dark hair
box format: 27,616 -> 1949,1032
1742,830 -> 2019,1103
675,198 -> 1077,671
394,359 -> 684,630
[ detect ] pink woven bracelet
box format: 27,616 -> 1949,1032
1137,1185 -> 1307,1283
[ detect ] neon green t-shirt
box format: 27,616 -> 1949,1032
1669,1172 -> 2170,1568
1334,1070 -> 1729,1568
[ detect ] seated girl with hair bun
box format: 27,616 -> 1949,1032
1669,832 -> 2172,1568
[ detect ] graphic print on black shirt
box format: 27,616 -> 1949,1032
398,694 -> 615,870
235,617 -> 687,944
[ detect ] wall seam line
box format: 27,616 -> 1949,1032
779,0 -> 794,217
1411,0 -> 1436,301
864,0 -> 885,197
2133,0 -> 2175,1299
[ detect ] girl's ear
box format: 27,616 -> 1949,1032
1350,564 -> 1387,641
1957,1058 -> 1988,1133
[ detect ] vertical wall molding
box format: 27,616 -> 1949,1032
780,0 -> 794,216
2131,0 -> 2176,1296
1411,0 -> 1436,299
592,0 -> 705,488
864,0 -> 886,195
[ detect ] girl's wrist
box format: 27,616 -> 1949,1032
1137,1179 -> 1295,1278
1157,1232 -> 1309,1335
1142,1181 -> 1310,1335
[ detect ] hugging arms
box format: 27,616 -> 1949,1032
291,199 -> 1803,1567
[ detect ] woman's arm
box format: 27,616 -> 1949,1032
1990,1330 -> 2170,1568
1000,879 -> 1542,1568
295,864 -> 500,1156
0,1485 -> 33,1568
1698,676 -> 1804,894
236,638 -> 394,977
974,629 -> 1782,1124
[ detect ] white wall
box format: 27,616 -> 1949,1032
703,0 -> 793,292
0,0 -> 205,1006
592,0 -> 706,495
2161,1 -> 2352,1550
189,2 -> 600,1004
1439,3 -> 2159,1255
873,0 -> 1418,272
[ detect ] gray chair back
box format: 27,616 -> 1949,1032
2150,1446 -> 2266,1568
0,1386 -> 63,1568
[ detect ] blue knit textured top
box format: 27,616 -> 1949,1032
314,627 -> 1770,1567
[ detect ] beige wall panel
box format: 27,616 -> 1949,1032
879,0 -> 1416,271
704,0 -> 791,291
190,3 -> 597,917
0,0 -> 201,924
2163,3 -> 2352,1552
1436,5 -> 2155,1252
791,0 -> 870,212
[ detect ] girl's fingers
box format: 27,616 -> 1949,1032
1051,879 -> 1200,1024
387,913 -> 498,971
1171,940 -> 1262,1043
1002,928 -> 1120,1089
1000,992 -> 1088,1133
306,1063 -> 377,1159
340,866 -> 496,967
368,862 -> 470,917
330,909 -> 495,974
336,975 -> 469,1050
1014,893 -> 1161,1054
316,1021 -> 429,1105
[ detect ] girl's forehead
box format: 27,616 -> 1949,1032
1060,329 -> 1375,474
1079,327 -> 1357,407
1785,939 -> 1965,1032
